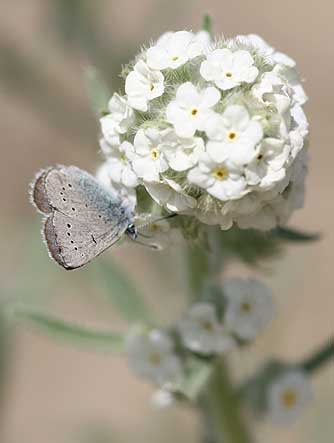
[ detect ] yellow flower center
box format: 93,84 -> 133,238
120,153 -> 127,163
172,55 -> 179,61
150,84 -> 155,91
150,148 -> 160,160
281,389 -> 298,409
241,302 -> 252,313
191,108 -> 199,116
150,223 -> 162,233
149,352 -> 162,366
200,320 -> 214,332
212,167 -> 229,181
225,72 -> 233,78
227,131 -> 237,141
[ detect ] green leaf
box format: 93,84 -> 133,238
179,357 -> 213,400
9,305 -> 124,352
93,258 -> 151,323
202,14 -> 213,37
220,227 -> 281,265
272,226 -> 320,242
84,66 -> 110,117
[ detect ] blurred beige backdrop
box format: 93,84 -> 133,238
0,1 -> 333,442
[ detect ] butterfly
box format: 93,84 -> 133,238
30,165 -> 139,270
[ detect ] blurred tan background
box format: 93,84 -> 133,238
0,1 -> 333,442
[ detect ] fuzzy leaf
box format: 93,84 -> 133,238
272,226 -> 320,242
9,305 -> 124,352
84,66 -> 110,117
93,258 -> 151,323
220,227 -> 281,265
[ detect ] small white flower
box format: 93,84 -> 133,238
273,64 -> 308,106
100,93 -> 135,146
162,131 -> 205,171
245,138 -> 290,189
223,278 -> 275,340
146,30 -> 203,70
195,194 -> 234,229
96,162 -> 137,212
125,60 -> 164,112
194,30 -> 212,54
100,116 -> 121,147
235,34 -> 296,68
132,128 -> 169,182
151,389 -> 175,409
98,141 -> 138,188
206,105 -> 263,166
166,82 -> 220,138
145,177 -> 197,213
267,370 -> 312,424
272,151 -> 308,225
200,48 -> 259,90
252,72 -> 290,105
290,104 -> 309,138
178,302 -> 235,355
188,152 -> 248,201
126,329 -> 183,386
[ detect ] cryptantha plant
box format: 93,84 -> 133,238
12,17 -> 333,443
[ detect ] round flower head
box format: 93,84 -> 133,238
266,370 -> 312,424
223,278 -> 275,340
96,30 -> 309,231
126,329 -> 183,386
178,302 -> 235,355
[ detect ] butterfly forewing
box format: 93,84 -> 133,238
31,166 -> 133,270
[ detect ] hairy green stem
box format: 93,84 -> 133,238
202,15 -> 213,38
300,339 -> 334,374
186,228 -> 252,443
200,360 -> 252,443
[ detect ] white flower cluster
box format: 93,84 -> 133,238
97,30 -> 309,231
178,278 -> 275,353
126,279 -> 274,387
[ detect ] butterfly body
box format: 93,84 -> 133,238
31,165 -> 136,270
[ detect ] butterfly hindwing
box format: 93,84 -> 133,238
31,166 -> 133,270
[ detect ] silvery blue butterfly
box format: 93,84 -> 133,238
31,165 -> 138,270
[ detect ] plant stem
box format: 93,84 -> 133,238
202,15 -> 213,38
186,227 -> 252,443
200,360 -> 252,443
186,244 -> 209,301
300,339 -> 334,374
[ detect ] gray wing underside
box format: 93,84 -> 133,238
31,166 -> 131,270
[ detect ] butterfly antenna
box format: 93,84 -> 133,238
129,237 -> 160,250
137,232 -> 154,239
